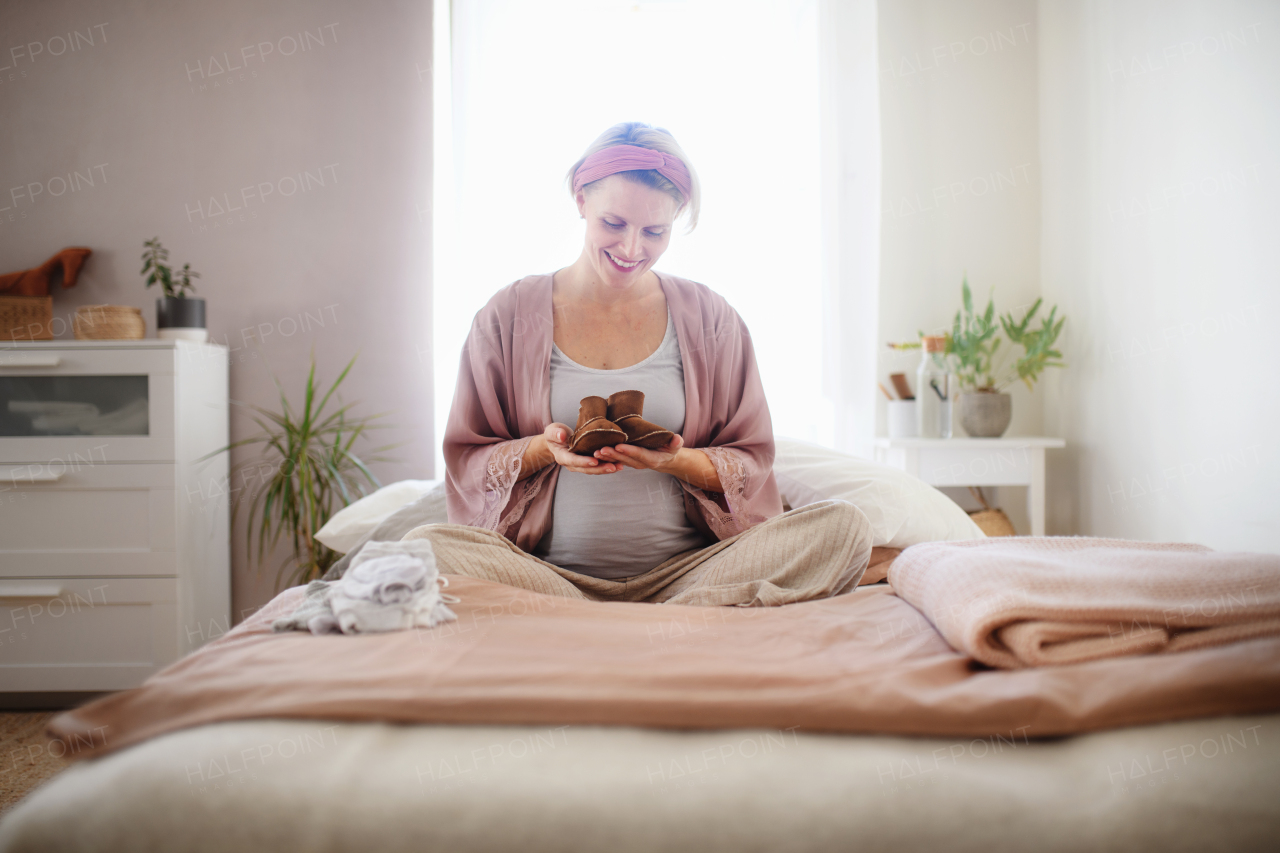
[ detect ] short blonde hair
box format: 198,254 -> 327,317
566,122 -> 701,231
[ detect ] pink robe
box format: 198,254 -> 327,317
443,271 -> 783,554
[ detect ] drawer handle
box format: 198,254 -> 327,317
0,355 -> 61,368
4,469 -> 64,483
0,583 -> 65,599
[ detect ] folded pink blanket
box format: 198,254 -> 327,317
888,537 -> 1280,669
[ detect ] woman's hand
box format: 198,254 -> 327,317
522,427 -> 722,490
596,432 -> 680,471
540,422 -> 625,475
596,434 -> 683,474
597,437 -> 725,493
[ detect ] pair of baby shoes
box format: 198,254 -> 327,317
567,390 -> 674,456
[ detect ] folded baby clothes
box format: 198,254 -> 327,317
270,580 -> 341,635
272,539 -> 457,636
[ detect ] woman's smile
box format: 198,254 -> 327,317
604,249 -> 643,271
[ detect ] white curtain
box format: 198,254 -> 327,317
434,0 -> 832,474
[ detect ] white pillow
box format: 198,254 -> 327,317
772,437 -> 985,549
316,480 -> 444,554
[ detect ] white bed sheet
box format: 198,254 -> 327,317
1,713 -> 1277,852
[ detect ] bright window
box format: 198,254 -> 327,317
434,0 -> 828,473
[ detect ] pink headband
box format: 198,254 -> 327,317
572,144 -> 693,204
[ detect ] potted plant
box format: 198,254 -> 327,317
950,277 -> 1065,436
889,277 -> 1066,437
206,354 -> 393,591
141,237 -> 206,342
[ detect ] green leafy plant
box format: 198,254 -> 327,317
998,297 -> 1070,389
887,276 -> 1066,392
1000,298 -> 1065,390
208,354 -> 393,591
949,276 -> 1003,391
141,237 -> 200,298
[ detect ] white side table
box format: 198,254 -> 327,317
873,437 -> 1066,536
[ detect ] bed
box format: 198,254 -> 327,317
1,441 -> 1278,851
2,713 -> 1277,852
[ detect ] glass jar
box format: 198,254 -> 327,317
916,335 -> 953,438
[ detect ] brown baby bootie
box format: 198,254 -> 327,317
606,391 -> 675,450
568,396 -> 627,456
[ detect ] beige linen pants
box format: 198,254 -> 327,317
402,500 -> 872,607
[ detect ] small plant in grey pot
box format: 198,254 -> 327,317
141,237 -> 206,342
948,277 -> 1066,437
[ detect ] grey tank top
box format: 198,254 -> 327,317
534,311 -> 707,578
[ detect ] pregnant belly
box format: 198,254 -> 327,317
536,469 -> 708,579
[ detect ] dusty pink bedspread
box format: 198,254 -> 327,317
50,573 -> 1280,760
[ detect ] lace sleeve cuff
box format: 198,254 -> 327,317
470,436 -> 535,532
682,446 -> 766,540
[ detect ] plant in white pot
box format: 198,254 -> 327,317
141,237 -> 207,342
948,277 -> 1066,437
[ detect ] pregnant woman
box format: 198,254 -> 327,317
417,122 -> 870,606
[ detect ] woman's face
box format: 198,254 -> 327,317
576,174 -> 679,289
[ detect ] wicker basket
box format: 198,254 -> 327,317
967,486 -> 1017,537
73,304 -> 146,340
968,508 -> 1017,537
0,295 -> 54,340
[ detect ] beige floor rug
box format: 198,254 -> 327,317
0,713 -> 69,814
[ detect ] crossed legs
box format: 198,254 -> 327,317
402,500 -> 872,607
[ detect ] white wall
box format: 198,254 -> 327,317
876,0 -> 1040,530
1,0 -> 434,617
1039,0 -> 1280,551
878,0 -> 1042,438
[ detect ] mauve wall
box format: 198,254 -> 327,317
0,0 -> 434,620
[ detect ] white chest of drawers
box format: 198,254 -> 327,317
0,340 -> 229,698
